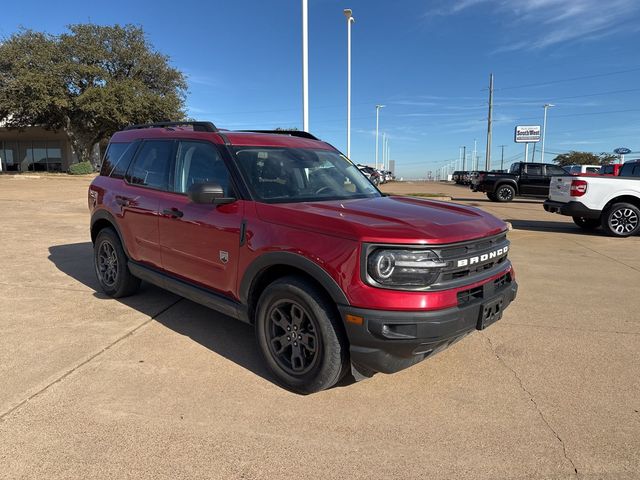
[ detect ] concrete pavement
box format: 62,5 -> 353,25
0,176 -> 638,479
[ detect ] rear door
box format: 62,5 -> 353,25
520,164 -> 545,195
119,140 -> 175,268
157,140 -> 243,297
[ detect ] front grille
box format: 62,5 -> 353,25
429,232 -> 510,288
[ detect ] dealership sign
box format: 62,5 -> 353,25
514,125 -> 541,143
614,147 -> 631,155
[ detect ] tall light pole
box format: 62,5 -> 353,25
302,0 -> 309,131
382,132 -> 386,169
541,103 -> 555,164
344,8 -> 355,159
375,104 -> 385,169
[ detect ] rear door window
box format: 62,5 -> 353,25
101,141 -> 138,179
546,165 -> 567,176
525,164 -> 543,176
126,140 -> 174,190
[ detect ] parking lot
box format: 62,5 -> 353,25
1,175 -> 638,479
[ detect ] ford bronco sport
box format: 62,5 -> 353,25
89,121 -> 518,393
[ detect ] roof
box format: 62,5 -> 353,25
110,125 -> 334,150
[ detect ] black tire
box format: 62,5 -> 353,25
94,228 -> 141,297
572,216 -> 600,230
487,193 -> 497,201
495,184 -> 515,202
601,203 -> 640,237
255,276 -> 349,394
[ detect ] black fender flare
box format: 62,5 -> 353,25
239,252 -> 350,307
90,209 -> 130,258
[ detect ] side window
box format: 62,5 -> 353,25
100,141 -> 138,179
546,165 -> 566,176
173,141 -> 231,196
126,140 -> 173,190
525,164 -> 543,175
509,163 -> 519,174
619,164 -> 634,176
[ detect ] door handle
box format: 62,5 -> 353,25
162,208 -> 184,218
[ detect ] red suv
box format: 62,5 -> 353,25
89,121 -> 517,393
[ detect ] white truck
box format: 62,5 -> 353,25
543,159 -> 640,237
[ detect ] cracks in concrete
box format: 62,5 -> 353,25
481,333 -> 580,479
0,298 -> 183,423
500,321 -> 640,336
569,238 -> 640,274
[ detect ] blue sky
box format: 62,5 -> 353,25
2,0 -> 640,177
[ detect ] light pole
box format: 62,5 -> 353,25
344,8 -> 355,159
382,132 -> 386,169
302,0 -> 309,131
375,104 -> 385,169
541,103 -> 555,164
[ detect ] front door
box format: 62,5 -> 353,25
158,140 -> 243,297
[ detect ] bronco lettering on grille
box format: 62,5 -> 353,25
456,246 -> 508,268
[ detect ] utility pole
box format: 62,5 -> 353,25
472,139 -> 477,171
344,8 -> 355,158
462,146 -> 466,171
375,105 -> 385,169
499,145 -> 506,170
302,0 -> 309,131
485,73 -> 493,171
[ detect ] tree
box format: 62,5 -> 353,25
0,24 -> 187,168
552,151 -> 604,166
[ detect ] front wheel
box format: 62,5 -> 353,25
572,216 -> 600,230
601,203 -> 640,237
255,276 -> 349,394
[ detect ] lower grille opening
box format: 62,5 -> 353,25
494,272 -> 512,289
457,286 -> 483,306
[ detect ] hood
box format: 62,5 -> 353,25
256,195 -> 507,244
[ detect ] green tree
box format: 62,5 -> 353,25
0,24 -> 187,168
599,153 -> 618,165
552,151 -> 603,166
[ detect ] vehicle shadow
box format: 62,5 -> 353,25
452,197 -> 544,205
47,242 -> 356,392
506,219 -> 606,236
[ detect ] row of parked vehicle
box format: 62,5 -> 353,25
461,159 -> 640,237
357,164 -> 395,185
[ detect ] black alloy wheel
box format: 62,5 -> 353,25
496,185 -> 515,202
97,239 -> 118,287
602,203 -> 640,237
93,228 -> 141,297
255,276 -> 349,394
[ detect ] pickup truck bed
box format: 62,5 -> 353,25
544,162 -> 640,236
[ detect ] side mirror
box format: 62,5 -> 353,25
188,183 -> 236,205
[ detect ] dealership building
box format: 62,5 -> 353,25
0,126 -> 77,172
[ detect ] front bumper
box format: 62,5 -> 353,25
543,199 -> 600,219
339,278 -> 518,376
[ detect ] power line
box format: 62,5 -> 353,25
496,66 -> 640,91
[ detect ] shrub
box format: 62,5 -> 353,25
68,161 -> 94,175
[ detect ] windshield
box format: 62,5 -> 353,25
233,147 -> 381,203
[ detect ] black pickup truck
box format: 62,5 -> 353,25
473,162 -> 568,202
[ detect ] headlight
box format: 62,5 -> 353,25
367,249 -> 446,287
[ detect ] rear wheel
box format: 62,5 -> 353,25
495,184 -> 515,202
572,216 -> 600,230
255,276 -> 349,394
601,203 -> 640,237
94,228 -> 141,297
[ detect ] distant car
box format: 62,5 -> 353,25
599,164 -> 623,176
357,165 -> 383,186
565,165 -> 601,175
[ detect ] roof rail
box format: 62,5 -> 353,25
124,121 -> 218,132
238,130 -> 320,141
